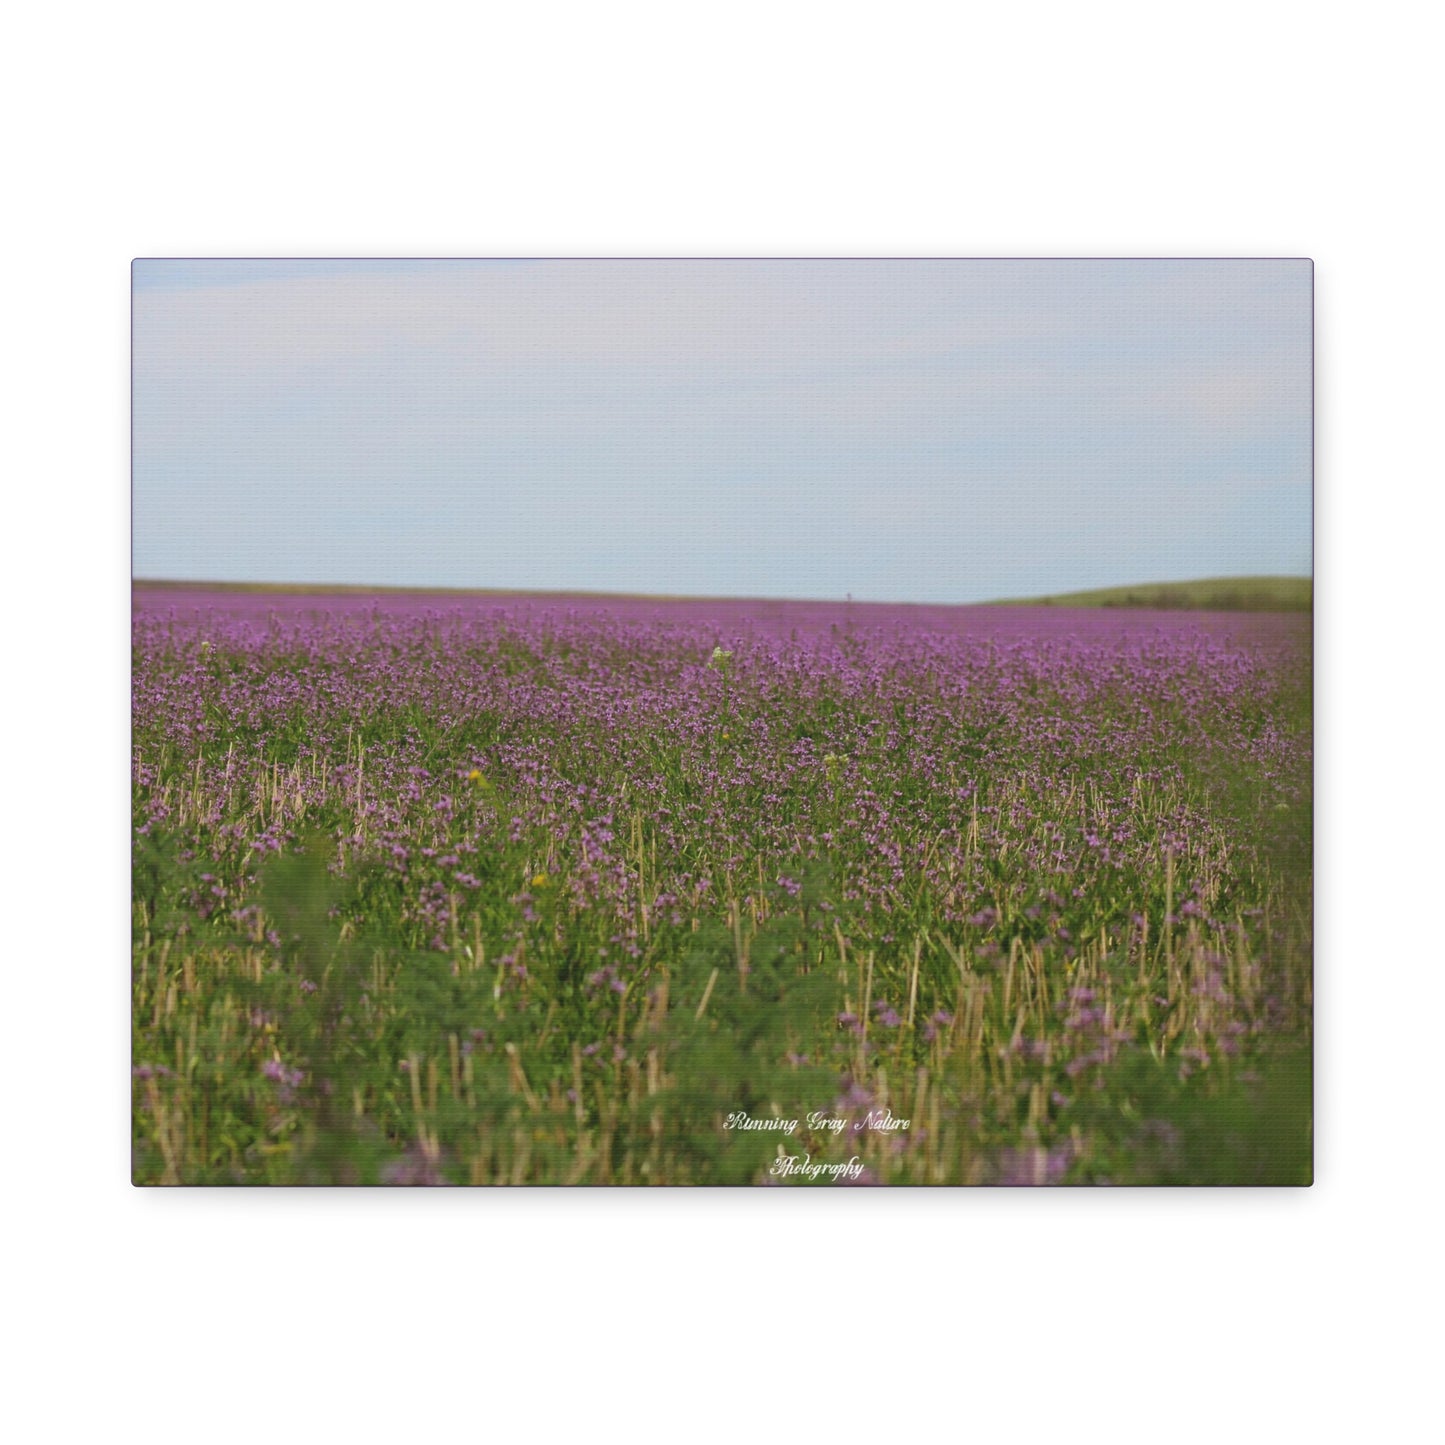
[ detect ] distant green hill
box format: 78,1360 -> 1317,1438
1003,576 -> 1312,612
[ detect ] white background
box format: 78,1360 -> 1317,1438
4,3 -> 1439,1440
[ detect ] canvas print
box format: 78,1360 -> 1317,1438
131,258 -> 1312,1185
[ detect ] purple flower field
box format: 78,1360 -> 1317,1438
132,587 -> 1312,1185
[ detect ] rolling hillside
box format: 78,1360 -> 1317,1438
1003,576 -> 1311,611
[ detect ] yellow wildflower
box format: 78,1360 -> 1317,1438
531,872 -> 551,888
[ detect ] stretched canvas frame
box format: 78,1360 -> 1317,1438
131,258 -> 1313,1186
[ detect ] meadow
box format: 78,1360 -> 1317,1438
131,588 -> 1312,1185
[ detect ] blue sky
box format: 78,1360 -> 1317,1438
132,259 -> 1311,602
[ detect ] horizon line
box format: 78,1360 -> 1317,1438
131,573 -> 1313,609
